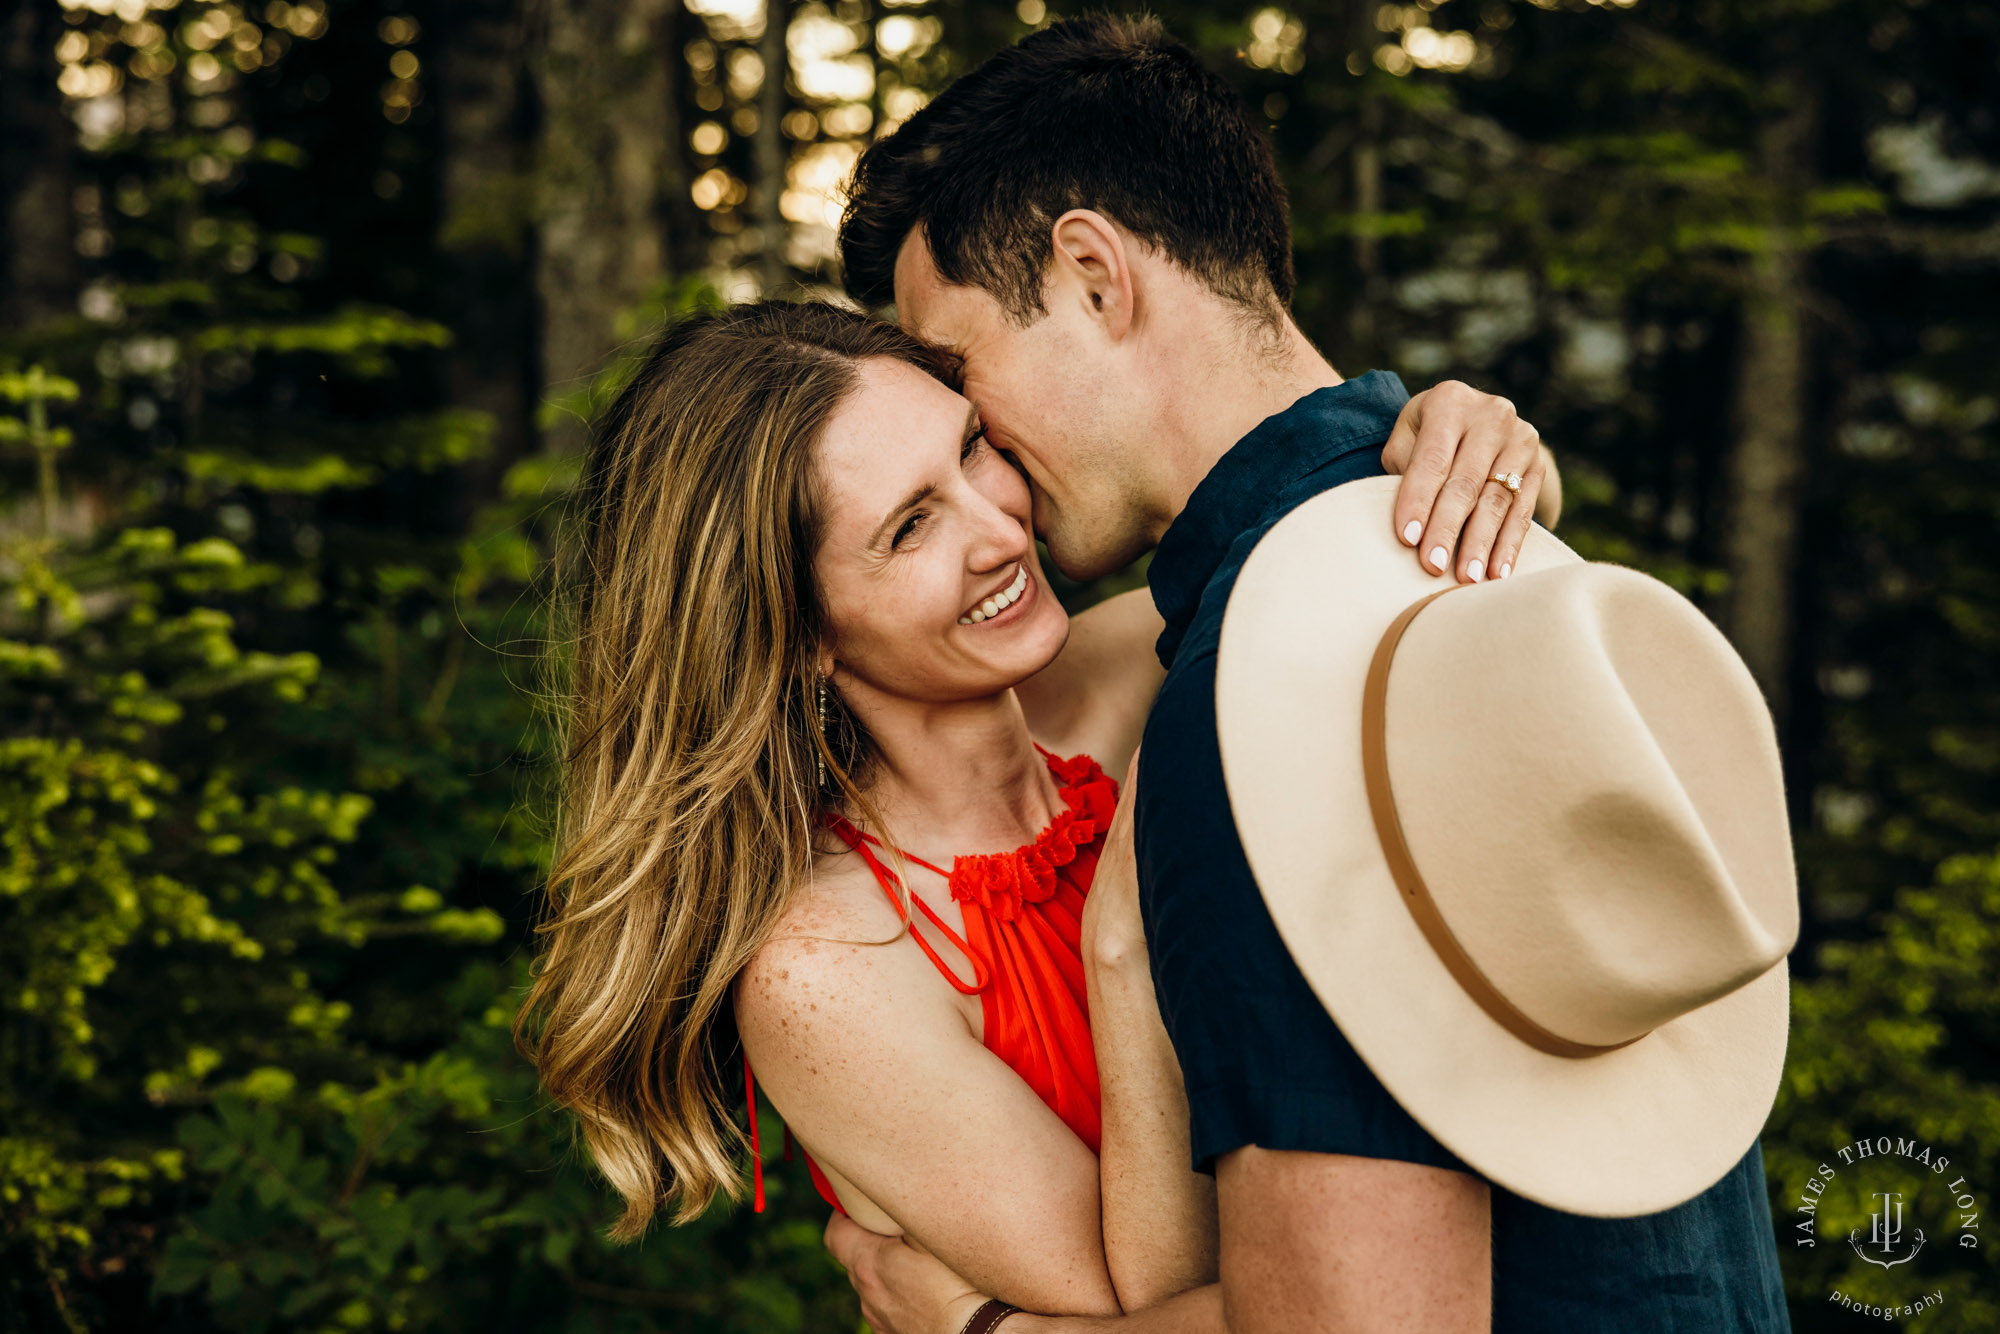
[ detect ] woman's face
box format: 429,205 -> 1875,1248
813,356 -> 1069,707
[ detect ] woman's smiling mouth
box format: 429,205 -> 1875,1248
959,563 -> 1032,625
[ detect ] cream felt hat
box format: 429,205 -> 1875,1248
1215,475 -> 1798,1218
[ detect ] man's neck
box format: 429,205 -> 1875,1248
1144,313 -> 1343,546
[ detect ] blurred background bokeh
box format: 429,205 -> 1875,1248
1,0 -> 1996,1328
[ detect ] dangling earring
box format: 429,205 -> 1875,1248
815,673 -> 828,790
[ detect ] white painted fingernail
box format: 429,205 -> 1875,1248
1402,520 -> 1422,545
1429,546 -> 1448,572
1468,559 -> 1484,582
1499,562 -> 1512,579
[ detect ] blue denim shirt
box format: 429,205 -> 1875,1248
1134,372 -> 1790,1331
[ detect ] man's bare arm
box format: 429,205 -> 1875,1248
825,1214 -> 1226,1334
1213,1147 -> 1490,1334
1006,1286 -> 1224,1333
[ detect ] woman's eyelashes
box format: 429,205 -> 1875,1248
890,429 -> 989,551
891,510 -> 927,550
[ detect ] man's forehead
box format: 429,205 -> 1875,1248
891,227 -> 1009,346
890,229 -> 945,332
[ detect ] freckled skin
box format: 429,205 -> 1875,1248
735,828 -> 996,1235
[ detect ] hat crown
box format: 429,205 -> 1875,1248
1216,475 -> 1797,1216
1384,564 -> 1799,1049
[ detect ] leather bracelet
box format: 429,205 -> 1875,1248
958,1298 -> 1022,1334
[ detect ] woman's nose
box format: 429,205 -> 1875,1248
966,490 -> 1028,571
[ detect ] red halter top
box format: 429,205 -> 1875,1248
744,745 -> 1115,1214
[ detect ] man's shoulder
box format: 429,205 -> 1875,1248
1142,452 -> 1395,823
1163,467 -> 1381,682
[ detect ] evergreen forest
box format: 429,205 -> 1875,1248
2,0 -> 1997,1328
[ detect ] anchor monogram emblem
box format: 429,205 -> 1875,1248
1849,1191 -> 1927,1270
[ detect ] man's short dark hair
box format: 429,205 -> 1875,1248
840,14 -> 1294,323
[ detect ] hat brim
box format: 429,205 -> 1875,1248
1215,476 -> 1790,1217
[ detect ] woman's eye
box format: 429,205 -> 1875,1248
961,426 -> 988,463
891,512 -> 926,550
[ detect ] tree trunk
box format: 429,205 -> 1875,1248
436,0 -> 537,496
528,0 -> 683,451
1345,0 -> 1381,362
0,0 -> 77,334
1720,70 -> 1817,726
753,0 -> 791,294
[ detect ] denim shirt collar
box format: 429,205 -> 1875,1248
1148,371 -> 1409,667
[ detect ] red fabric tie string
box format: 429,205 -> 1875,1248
827,817 -> 992,995
743,1050 -> 765,1213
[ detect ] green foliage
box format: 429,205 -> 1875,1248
1769,848 -> 2000,1331
4,0 -> 1997,1330
0,7 -> 846,1320
1,338 -> 847,1332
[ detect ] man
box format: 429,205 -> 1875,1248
824,14 -> 1790,1334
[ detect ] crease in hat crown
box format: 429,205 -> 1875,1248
1377,563 -> 1799,1052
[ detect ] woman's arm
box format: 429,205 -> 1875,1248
735,901 -> 1122,1317
1083,757 -> 1219,1309
825,1213 -> 1226,1334
1015,587 -> 1165,778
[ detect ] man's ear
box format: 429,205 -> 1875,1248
1049,209 -> 1135,340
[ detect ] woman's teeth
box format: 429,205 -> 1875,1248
959,564 -> 1030,625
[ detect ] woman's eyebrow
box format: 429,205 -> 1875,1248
870,481 -> 936,549
866,404 -> 985,548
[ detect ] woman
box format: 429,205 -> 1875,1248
517,300 -> 1528,1320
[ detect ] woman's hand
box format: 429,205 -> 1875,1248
825,1212 -> 989,1334
1381,381 -> 1561,585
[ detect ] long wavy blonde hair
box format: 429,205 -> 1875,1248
518,301 -> 961,1238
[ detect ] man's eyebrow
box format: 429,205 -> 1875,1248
865,404 -> 984,550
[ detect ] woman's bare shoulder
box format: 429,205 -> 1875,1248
737,853 -> 893,997
733,850 -> 940,1053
